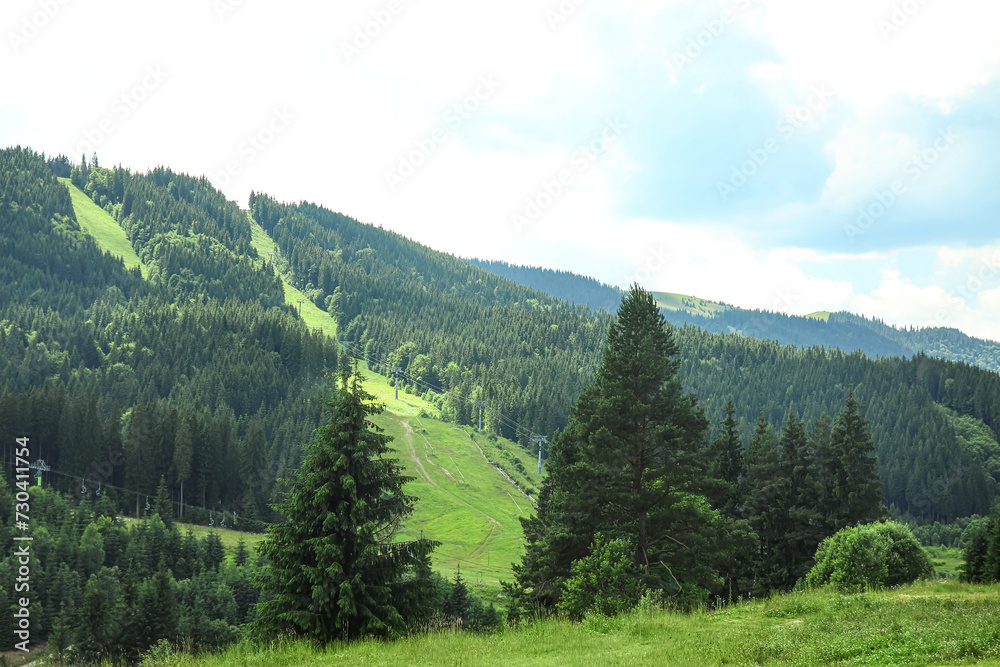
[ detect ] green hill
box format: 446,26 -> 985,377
60,177 -> 146,276
358,363 -> 543,587
651,291 -> 731,317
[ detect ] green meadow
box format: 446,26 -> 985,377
61,177 -> 146,276
129,581 -> 1000,667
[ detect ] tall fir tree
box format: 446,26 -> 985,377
744,415 -> 789,595
254,362 -> 437,641
507,286 -> 736,613
827,389 -> 885,531
711,399 -> 744,518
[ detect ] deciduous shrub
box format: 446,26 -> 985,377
806,521 -> 933,593
557,534 -> 644,620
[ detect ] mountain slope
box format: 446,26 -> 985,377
60,177 -> 146,276
469,258 -> 1000,374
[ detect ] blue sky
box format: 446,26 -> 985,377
2,0 -> 999,340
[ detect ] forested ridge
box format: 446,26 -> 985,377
6,146 -> 1000,524
1,148 -> 338,529
4,145 -> 1000,658
472,258 -> 1000,374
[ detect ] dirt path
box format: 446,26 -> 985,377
402,419 -> 439,489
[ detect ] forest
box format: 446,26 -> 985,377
2,146 -> 1000,660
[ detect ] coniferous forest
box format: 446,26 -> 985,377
3,146 -> 1000,661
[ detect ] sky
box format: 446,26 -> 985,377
3,0 -> 999,340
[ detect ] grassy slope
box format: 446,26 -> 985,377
651,291 -> 730,317
60,178 -> 146,276
248,216 -> 338,339
806,311 -> 832,321
160,581 -> 1000,667
356,364 -> 542,593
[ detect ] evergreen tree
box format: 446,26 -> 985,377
711,399 -> 744,518
744,415 -> 788,594
445,566 -> 470,621
254,363 -> 437,641
778,410 -> 825,587
828,390 -> 885,531
153,475 -> 173,529
508,286 -> 729,611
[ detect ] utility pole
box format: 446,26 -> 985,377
533,435 -> 549,475
392,366 -> 403,400
296,298 -> 305,317
28,458 -> 50,487
475,401 -> 486,431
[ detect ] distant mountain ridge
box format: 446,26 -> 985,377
468,258 -> 1000,375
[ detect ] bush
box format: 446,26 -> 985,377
558,534 -> 644,620
806,521 -> 933,593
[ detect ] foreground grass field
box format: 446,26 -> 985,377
136,580 -> 1000,667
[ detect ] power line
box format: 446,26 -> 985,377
337,339 -> 550,447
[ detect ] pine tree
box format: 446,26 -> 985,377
744,415 -> 788,594
445,566 -> 470,622
711,399 -> 744,518
153,475 -> 173,529
778,410 -> 825,587
828,390 -> 885,531
508,286 -> 726,611
254,363 -> 437,641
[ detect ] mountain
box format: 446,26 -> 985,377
4,146 -> 1000,529
469,258 -> 1000,375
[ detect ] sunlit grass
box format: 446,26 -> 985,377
135,581 -> 1000,667
61,178 -> 146,276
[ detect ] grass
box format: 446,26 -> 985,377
927,545 -> 966,579
60,178 -> 146,276
805,311 -> 832,321
137,580 -> 1000,666
179,521 -> 267,552
245,218 -> 539,591
373,408 -> 542,592
651,291 -> 730,317
248,216 -> 337,339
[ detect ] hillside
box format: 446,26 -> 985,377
470,258 -> 1000,374
11,147 -> 999,524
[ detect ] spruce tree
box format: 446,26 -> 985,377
508,286 -> 728,611
153,475 -> 173,528
254,363 -> 437,641
828,390 -> 885,531
711,399 -> 744,518
744,415 -> 789,594
778,410 -> 825,587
